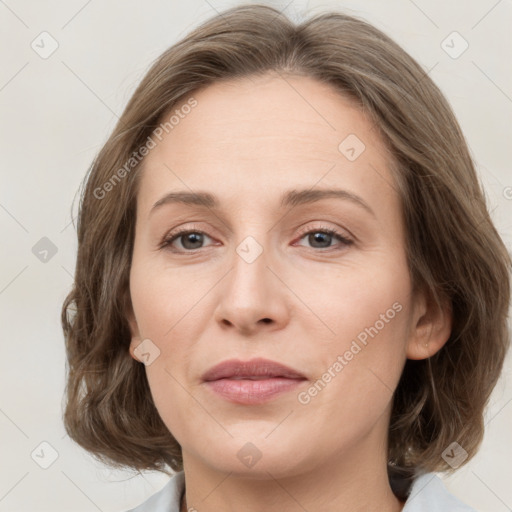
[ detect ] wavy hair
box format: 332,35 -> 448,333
61,3 -> 511,498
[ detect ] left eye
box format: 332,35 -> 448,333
160,227 -> 353,252
295,227 -> 353,250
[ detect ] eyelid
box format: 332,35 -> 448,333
294,222 -> 353,243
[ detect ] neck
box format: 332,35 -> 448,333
179,428 -> 405,512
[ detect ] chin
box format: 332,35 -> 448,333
194,436 -> 317,480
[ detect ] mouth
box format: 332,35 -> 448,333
202,357 -> 307,405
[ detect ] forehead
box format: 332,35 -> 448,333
137,73 -> 397,216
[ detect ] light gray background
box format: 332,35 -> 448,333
1,0 -> 511,511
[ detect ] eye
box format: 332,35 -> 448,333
159,224 -> 354,253
294,225 -> 353,251
159,228 -> 214,252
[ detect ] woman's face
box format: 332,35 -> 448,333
127,73 -> 432,478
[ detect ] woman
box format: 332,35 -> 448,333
61,4 -> 511,511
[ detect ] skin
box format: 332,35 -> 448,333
126,72 -> 452,512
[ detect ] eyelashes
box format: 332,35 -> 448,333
158,224 -> 354,254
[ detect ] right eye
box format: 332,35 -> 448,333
160,229 -> 215,252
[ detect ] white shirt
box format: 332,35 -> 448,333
126,470 -> 477,511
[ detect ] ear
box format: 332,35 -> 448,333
406,287 -> 452,360
125,298 -> 143,362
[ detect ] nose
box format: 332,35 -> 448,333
213,240 -> 289,336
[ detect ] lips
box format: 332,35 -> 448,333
202,358 -> 307,405
201,357 -> 306,382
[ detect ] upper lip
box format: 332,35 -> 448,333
202,358 -> 306,381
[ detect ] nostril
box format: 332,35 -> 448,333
261,318 -> 272,324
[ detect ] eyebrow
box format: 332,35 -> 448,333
149,188 -> 376,218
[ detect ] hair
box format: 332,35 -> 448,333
61,3 -> 511,499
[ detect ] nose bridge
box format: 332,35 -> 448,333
229,210 -> 273,286
214,228 -> 286,332
229,232 -> 272,303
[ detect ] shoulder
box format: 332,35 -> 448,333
125,471 -> 185,512
403,472 -> 477,512
124,470 -> 477,512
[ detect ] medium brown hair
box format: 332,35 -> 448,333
61,3 -> 511,496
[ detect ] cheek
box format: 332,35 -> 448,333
129,257 -> 207,439
307,258 -> 412,409
129,252 -> 207,340
297,298 -> 410,451
316,256 -> 411,347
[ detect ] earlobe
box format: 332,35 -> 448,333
129,339 -> 142,362
406,290 -> 452,361
125,300 -> 142,362
128,330 -> 143,363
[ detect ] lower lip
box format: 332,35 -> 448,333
204,377 -> 305,404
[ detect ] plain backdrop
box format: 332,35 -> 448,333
1,0 -> 511,511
